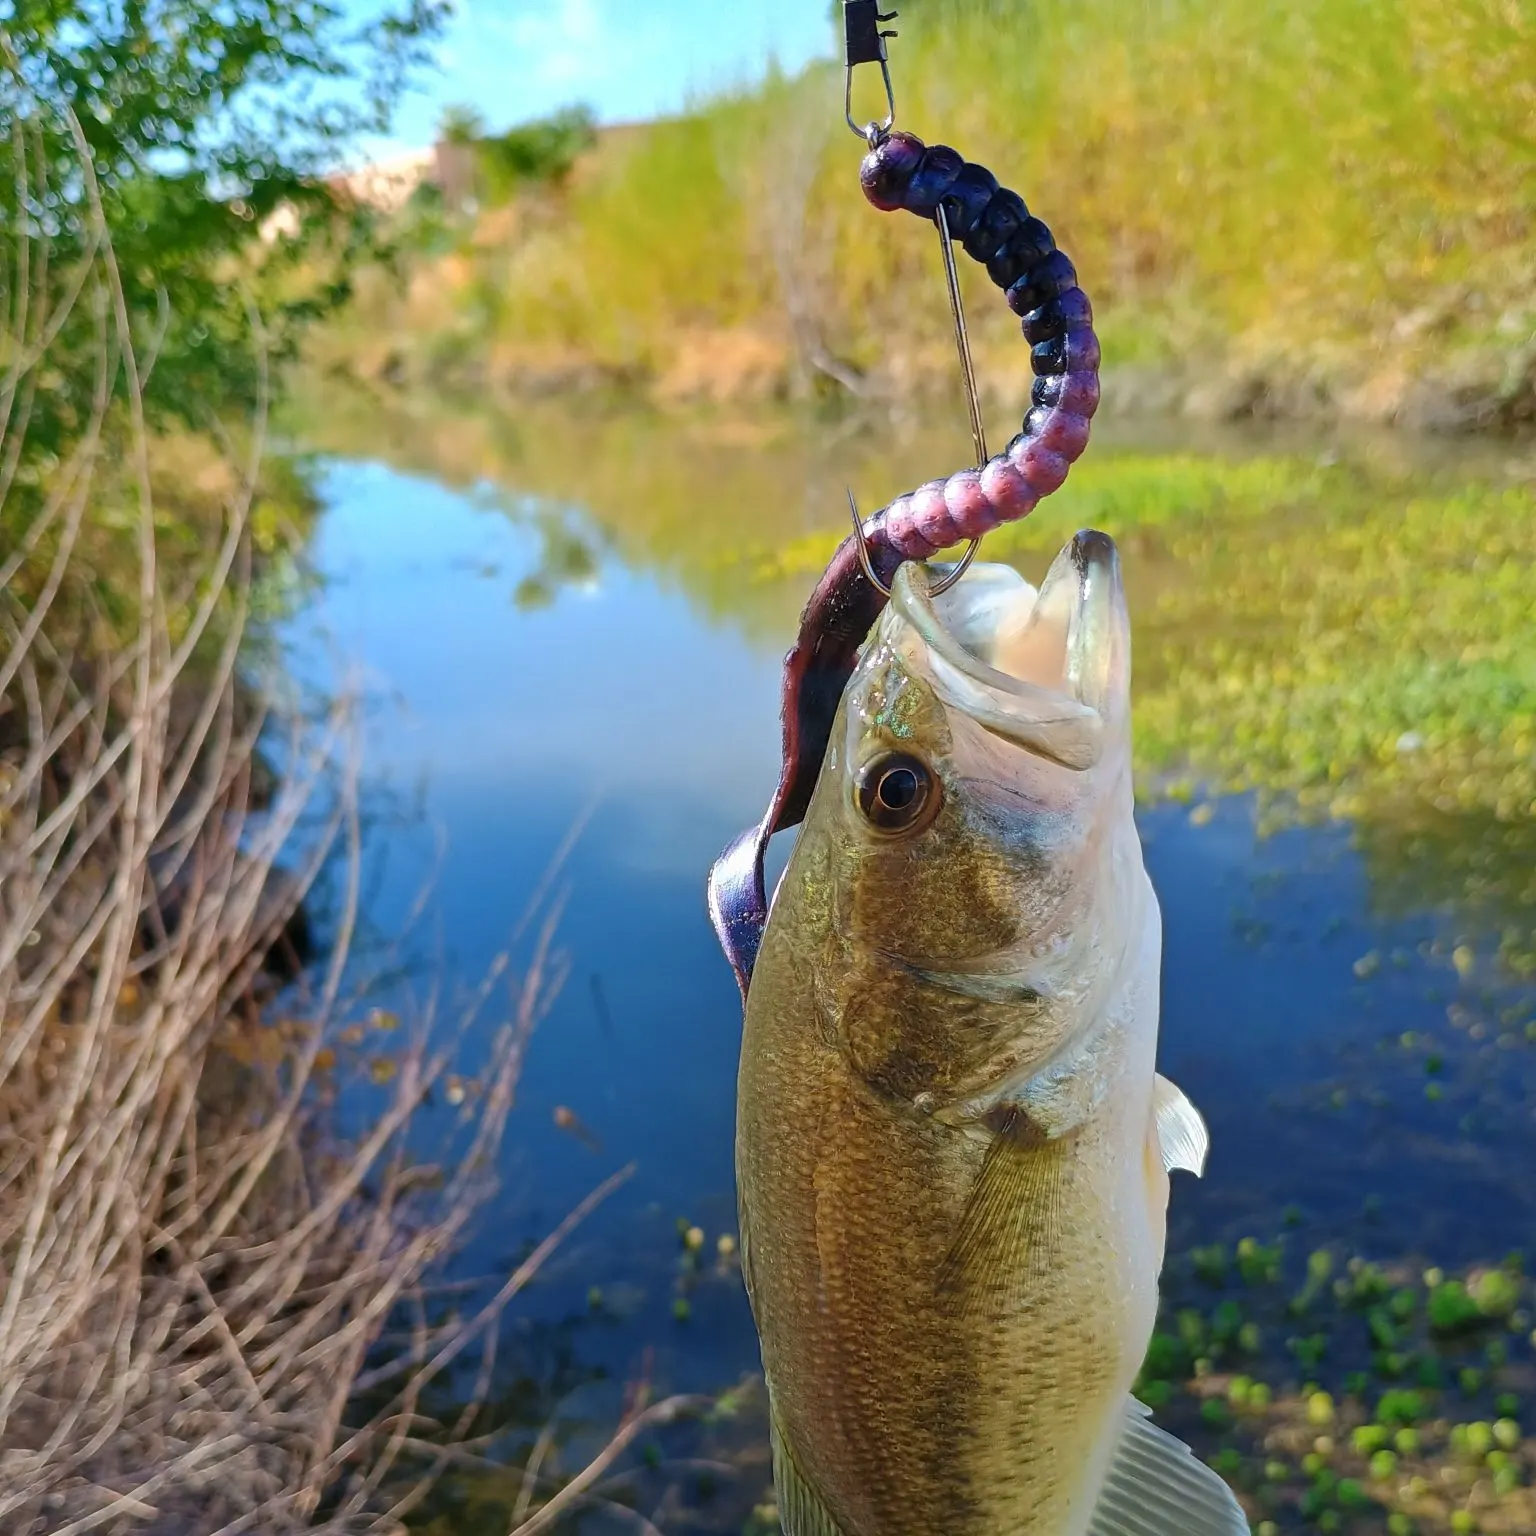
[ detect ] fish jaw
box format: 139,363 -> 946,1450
888,528 -> 1131,765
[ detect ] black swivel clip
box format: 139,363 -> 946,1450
843,0 -> 898,140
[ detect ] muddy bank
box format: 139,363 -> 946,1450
312,323 -> 1536,440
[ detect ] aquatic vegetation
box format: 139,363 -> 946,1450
1239,1239 -> 1285,1288
1132,1237 -> 1536,1534
748,452 -> 1536,836
1114,480 -> 1536,828
762,446 -> 1338,581
753,443 -> 1536,959
295,380 -> 1536,978
1433,1282 -> 1499,1336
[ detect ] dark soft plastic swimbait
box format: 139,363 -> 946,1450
708,132 -> 1101,999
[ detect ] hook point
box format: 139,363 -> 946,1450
848,487 -> 980,600
848,488 -> 893,598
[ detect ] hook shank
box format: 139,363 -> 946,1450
935,200 -> 989,471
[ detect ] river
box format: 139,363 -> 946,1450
280,391 -> 1536,1533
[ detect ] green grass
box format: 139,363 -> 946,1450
754,450 -> 1337,579
328,0 -> 1536,411
1113,481 -> 1536,819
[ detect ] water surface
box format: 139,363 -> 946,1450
282,399 -> 1536,1527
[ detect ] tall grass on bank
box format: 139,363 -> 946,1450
324,0 -> 1536,422
0,108 -> 665,1535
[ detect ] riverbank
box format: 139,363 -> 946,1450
0,393 -> 543,1530
0,45 -> 564,1529
308,0 -> 1536,432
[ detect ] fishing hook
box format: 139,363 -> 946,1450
936,200 -> 990,474
848,488 -> 978,598
847,202 -> 990,599
843,0 -> 898,140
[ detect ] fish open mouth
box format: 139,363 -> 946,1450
888,529 -> 1127,771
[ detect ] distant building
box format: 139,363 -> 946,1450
331,147 -> 439,213
258,146 -> 439,242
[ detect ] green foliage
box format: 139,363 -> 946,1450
351,0 -> 1536,404
439,102 -> 488,146
0,0 -> 447,526
475,107 -> 598,204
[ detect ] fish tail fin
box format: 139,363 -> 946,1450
1085,1397 -> 1250,1536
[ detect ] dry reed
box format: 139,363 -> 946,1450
0,98 -> 648,1536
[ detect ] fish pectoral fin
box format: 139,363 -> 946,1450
1152,1072 -> 1209,1177
1086,1396 -> 1250,1536
936,1126 -> 1069,1313
770,1405 -> 850,1536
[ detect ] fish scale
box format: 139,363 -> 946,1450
742,869 -> 1160,1534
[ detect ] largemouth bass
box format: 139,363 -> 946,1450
735,531 -> 1247,1536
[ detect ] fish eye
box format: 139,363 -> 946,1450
855,752 -> 941,835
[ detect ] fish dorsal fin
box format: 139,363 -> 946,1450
1086,1397 -> 1250,1536
1153,1073 -> 1209,1177
770,1405 -> 850,1536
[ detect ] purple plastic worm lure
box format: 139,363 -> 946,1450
707,129 -> 1102,999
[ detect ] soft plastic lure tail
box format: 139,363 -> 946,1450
708,132 -> 1102,1000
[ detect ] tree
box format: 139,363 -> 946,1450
438,102 -> 488,146
0,0 -> 449,515
475,105 -> 597,203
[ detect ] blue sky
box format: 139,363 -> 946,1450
367,0 -> 838,155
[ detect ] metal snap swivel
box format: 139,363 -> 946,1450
843,1 -> 898,140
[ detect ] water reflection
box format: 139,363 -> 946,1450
286,461 -> 780,1279
283,396 -> 1536,1529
